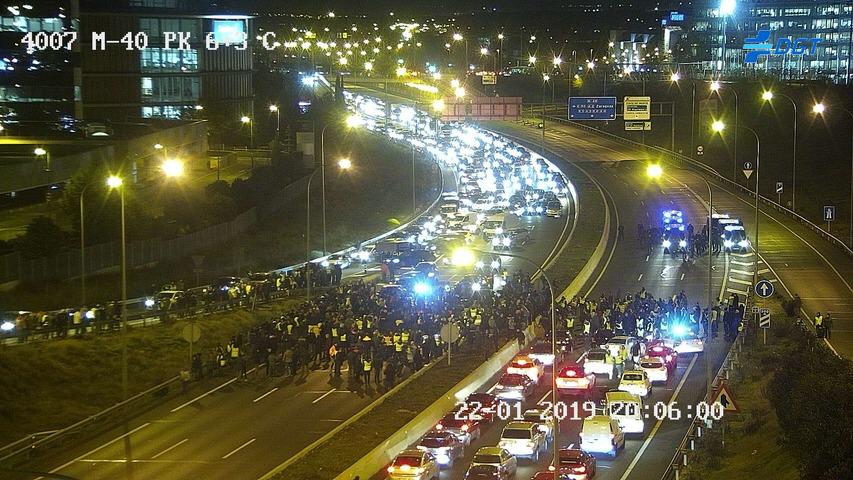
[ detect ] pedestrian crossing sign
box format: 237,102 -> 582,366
712,382 -> 740,413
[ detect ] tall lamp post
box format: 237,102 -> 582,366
713,120 -> 762,286
813,102 -> 853,247
541,73 -> 550,154
719,0 -> 737,73
648,163 -> 715,397
709,81 -> 739,183
105,175 -> 128,405
452,246 -> 558,469
241,115 -> 253,149
670,72 -> 696,158
452,33 -> 468,75
269,104 -> 281,138
306,158 -> 353,300
761,90 -> 798,210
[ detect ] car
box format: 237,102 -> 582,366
498,421 -> 548,462
545,328 -> 575,358
413,262 -> 439,279
582,348 -> 615,379
545,199 -> 563,217
618,370 -> 651,398
349,244 -> 375,263
462,392 -> 500,422
416,430 -> 464,468
645,344 -> 678,371
471,446 -> 518,479
528,341 -> 556,366
579,415 -> 626,457
507,355 -> 544,383
505,227 -> 531,248
638,356 -> 668,383
591,328 -> 615,347
722,225 -> 750,252
435,412 -> 481,445
154,290 -> 186,311
605,390 -> 645,434
674,335 -> 705,354
464,464 -> 504,480
557,446 -> 598,479
662,225 -> 687,254
556,364 -> 597,398
387,449 -> 440,480
494,373 -> 535,401
522,408 -> 554,439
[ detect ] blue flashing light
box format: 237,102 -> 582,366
414,282 -> 432,296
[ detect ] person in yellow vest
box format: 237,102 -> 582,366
814,312 -> 824,338
603,350 -> 614,379
401,331 -> 410,344
393,332 -> 401,344
566,316 -> 575,331
395,318 -> 404,328
356,318 -> 364,331
362,356 -> 373,386
328,344 -> 338,378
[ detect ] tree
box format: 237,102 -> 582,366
16,216 -> 65,259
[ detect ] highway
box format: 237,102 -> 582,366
15,97 -> 577,480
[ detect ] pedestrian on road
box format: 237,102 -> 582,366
824,313 -> 833,339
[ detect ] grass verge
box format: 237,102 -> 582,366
0,299 -> 300,442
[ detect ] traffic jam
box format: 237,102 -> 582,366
343,90 -> 571,297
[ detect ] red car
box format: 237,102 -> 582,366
646,344 -> 678,371
436,412 -> 482,445
462,392 -> 500,422
558,447 -> 597,479
556,364 -> 597,399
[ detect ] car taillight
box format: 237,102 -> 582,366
461,424 -> 469,431
573,466 -> 587,473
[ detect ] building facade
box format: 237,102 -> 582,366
692,0 -> 852,83
79,0 -> 254,121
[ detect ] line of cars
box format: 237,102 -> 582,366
660,209 -> 750,257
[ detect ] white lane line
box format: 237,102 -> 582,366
645,255 -> 649,262
77,459 -> 209,464
728,277 -> 752,286
37,422 -> 151,478
538,390 -> 553,404
487,384 -> 498,394
731,260 -> 756,266
253,387 -> 278,403
730,269 -> 754,276
319,419 -> 344,422
680,273 -> 685,281
312,388 -> 337,404
757,269 -> 771,274
727,287 -> 749,295
171,366 -> 258,413
619,354 -> 698,480
151,438 -> 188,459
222,438 -> 256,459
637,273 -> 643,282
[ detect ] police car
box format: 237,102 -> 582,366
661,210 -> 687,254
722,225 -> 750,252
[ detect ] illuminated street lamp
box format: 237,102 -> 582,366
161,159 -> 184,178
528,55 -> 536,65
452,33 -> 469,74
364,61 -> 373,72
454,86 -> 466,98
712,120 -> 762,286
269,104 -> 281,137
586,61 -> 595,69
432,99 -> 445,112
670,72 -> 681,82
452,246 -> 558,470
719,0 -> 737,72
240,116 -> 253,149
345,114 -> 365,128
709,81 -> 740,181
105,174 -> 129,408
450,78 -> 460,89
761,89 -> 798,209
812,102 -> 853,246
552,56 -> 562,67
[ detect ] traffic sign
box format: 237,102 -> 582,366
440,323 -> 461,343
481,73 -> 497,85
569,96 -> 617,120
759,311 -> 771,329
713,382 -> 740,413
182,323 -> 202,343
742,161 -> 753,180
775,182 -> 783,194
755,279 -> 775,298
625,121 -> 645,131
696,145 -> 704,156
623,96 -> 651,120
824,205 -> 836,222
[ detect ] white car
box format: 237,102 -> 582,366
638,356 -> 668,383
497,421 -> 548,462
674,336 -> 705,354
506,355 -> 544,384
618,370 -> 651,398
387,449 -> 440,480
580,415 -> 626,457
583,348 -> 615,379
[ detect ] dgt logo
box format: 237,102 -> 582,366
743,30 -> 822,64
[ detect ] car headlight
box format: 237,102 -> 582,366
495,227 -> 504,235
490,260 -> 500,269
738,240 -> 750,248
678,240 -> 687,248
662,240 -> 671,248
502,237 -> 511,246
144,298 -> 156,308
724,240 -> 733,248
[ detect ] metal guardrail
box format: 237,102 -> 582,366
524,110 -> 853,258
0,375 -> 181,466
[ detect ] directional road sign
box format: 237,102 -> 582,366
569,96 -> 617,120
623,96 -> 651,120
742,161 -> 754,179
713,382 -> 740,413
759,310 -> 771,329
755,279 -> 775,298
824,205 -> 836,222
775,182 -> 783,194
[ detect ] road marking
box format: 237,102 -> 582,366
171,366 -> 259,413
731,260 -> 756,266
77,459 -> 209,464
253,387 -> 278,403
222,438 -> 256,459
38,422 -> 151,478
312,388 -> 337,404
637,273 -> 643,282
680,273 -> 685,281
538,390 -> 553,404
757,268 -> 771,274
728,277 -> 752,286
318,419 -> 344,422
644,255 -> 649,262
487,384 -> 497,394
619,354 -> 698,480
151,438 -> 188,459
730,269 -> 754,276
726,287 -> 749,295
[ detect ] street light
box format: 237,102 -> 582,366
346,114 -> 364,128
452,33 -> 468,74
240,116 -> 253,149
269,104 -> 281,137
306,158 -> 354,300
712,120 -> 762,287
761,89 -> 798,210
647,163 -> 714,398
432,99 -> 445,112
161,159 -> 184,178
670,72 -> 681,82
454,86 -> 466,98
105,175 -> 129,408
528,55 -> 536,65
670,73 -> 696,158
552,56 -> 562,67
812,102 -> 853,247
719,0 -> 736,72
451,246 -> 559,471
709,81 -> 740,182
